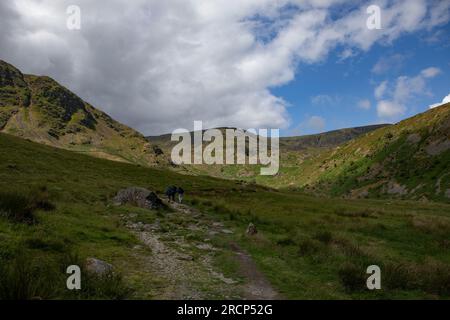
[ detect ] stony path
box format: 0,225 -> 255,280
123,199 -> 280,299
230,243 -> 281,300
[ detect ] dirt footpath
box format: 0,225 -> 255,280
123,199 -> 281,299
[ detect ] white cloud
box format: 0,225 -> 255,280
357,99 -> 371,110
429,93 -> 450,109
421,67 -> 441,78
377,100 -> 405,118
338,48 -> 357,61
375,67 -> 441,119
374,81 -> 388,99
0,0 -> 448,134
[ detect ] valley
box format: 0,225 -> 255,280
1,60 -> 449,300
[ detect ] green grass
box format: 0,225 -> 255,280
1,132 -> 450,299
188,189 -> 450,299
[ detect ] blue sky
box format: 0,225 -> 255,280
275,22 -> 450,136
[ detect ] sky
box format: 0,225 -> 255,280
0,0 -> 449,136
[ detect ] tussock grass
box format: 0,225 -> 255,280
0,249 -> 132,300
409,215 -> 450,235
298,239 -> 322,256
313,231 -> 334,244
383,260 -> 450,295
0,250 -> 60,300
0,186 -> 54,224
338,262 -> 368,292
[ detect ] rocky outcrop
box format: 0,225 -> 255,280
425,139 -> 450,156
113,187 -> 165,210
386,181 -> 408,196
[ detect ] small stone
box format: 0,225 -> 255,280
196,243 -> 215,251
177,254 -> 193,261
246,223 -> 257,236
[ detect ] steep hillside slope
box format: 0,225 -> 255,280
147,125 -> 389,178
280,124 -> 390,151
0,60 -> 165,166
148,125 -> 389,153
147,104 -> 450,202
298,103 -> 450,201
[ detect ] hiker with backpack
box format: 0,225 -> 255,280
165,185 -> 177,202
165,185 -> 185,203
177,187 -> 184,203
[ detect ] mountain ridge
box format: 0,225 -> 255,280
0,60 -> 166,166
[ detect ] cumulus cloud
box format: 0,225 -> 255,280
0,0 -> 448,134
377,100 -> 405,118
375,67 -> 441,119
374,81 -> 388,99
429,93 -> 450,109
421,67 -> 441,78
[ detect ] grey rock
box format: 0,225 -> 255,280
113,187 -> 165,210
177,253 -> 194,261
246,223 -> 257,236
85,258 -> 113,276
196,243 -> 216,251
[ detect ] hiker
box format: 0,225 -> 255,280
165,185 -> 177,202
177,187 -> 184,203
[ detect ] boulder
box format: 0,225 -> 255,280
113,187 -> 165,210
85,258 -> 113,276
152,145 -> 164,156
386,181 -> 408,195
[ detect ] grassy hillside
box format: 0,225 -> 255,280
1,132 -> 449,299
148,104 -> 450,203
295,103 -> 450,202
280,124 -> 390,151
148,124 -> 389,151
147,124 -> 389,179
0,60 -> 166,166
